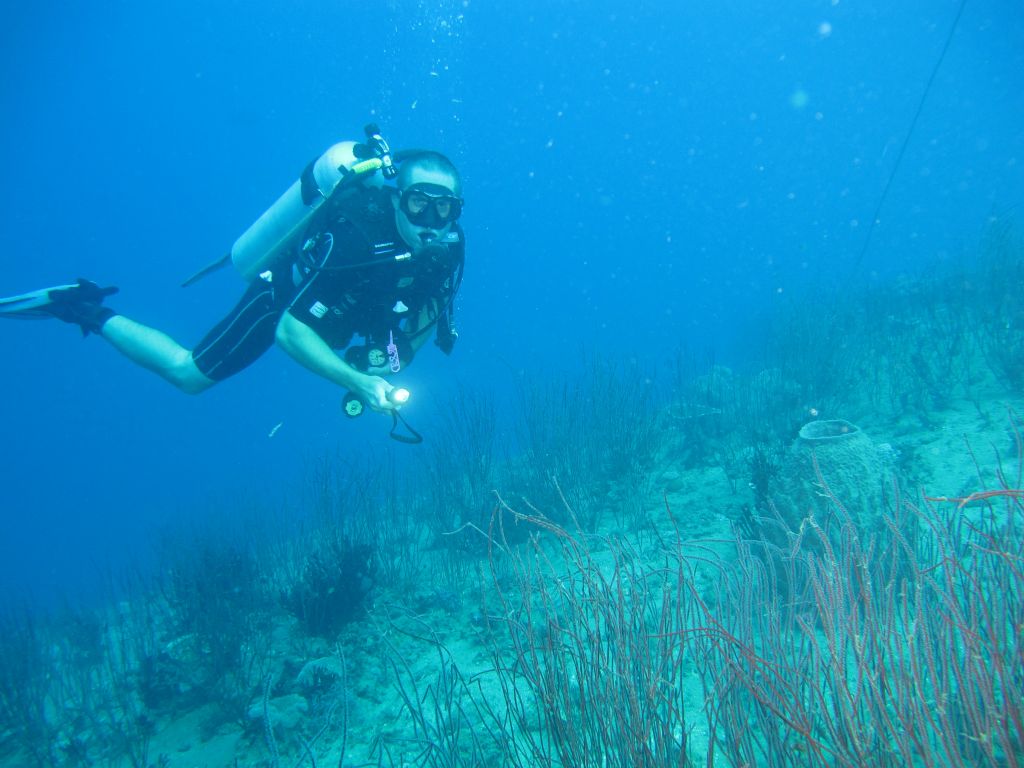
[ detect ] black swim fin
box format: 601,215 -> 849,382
0,279 -> 119,335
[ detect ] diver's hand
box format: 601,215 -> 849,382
352,374 -> 399,412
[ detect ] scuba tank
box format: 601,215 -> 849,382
230,140 -> 382,282
182,125 -> 396,287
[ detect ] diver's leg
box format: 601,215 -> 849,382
32,278 -> 277,392
14,279 -> 216,394
99,316 -> 214,394
187,280 -> 281,383
103,276 -> 280,392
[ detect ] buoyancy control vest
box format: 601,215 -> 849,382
296,186 -> 465,356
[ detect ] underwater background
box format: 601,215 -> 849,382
1,0 -> 1023,766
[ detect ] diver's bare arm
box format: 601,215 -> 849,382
275,312 -> 391,407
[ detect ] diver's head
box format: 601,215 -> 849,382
393,151 -> 463,256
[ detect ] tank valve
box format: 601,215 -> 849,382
364,123 -> 397,179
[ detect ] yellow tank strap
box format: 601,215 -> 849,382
349,158 -> 383,176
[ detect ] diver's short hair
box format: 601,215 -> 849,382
398,151 -> 462,196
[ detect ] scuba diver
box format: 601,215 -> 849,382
0,127 -> 465,426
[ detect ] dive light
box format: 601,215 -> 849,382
340,386 -> 421,444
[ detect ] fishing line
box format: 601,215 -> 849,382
849,0 -> 969,276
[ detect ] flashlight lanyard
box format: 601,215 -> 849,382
341,387 -> 422,443
389,410 -> 423,444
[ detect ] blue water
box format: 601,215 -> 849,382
1,0 -> 1021,601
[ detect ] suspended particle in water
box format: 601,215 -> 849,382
789,88 -> 809,109
818,21 -> 833,38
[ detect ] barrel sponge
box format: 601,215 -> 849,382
776,419 -> 888,536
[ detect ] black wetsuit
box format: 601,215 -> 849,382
191,186 -> 463,381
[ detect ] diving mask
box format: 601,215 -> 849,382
399,183 -> 463,228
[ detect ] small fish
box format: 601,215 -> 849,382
268,422 -> 283,438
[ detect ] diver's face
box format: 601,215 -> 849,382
394,167 -> 462,255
